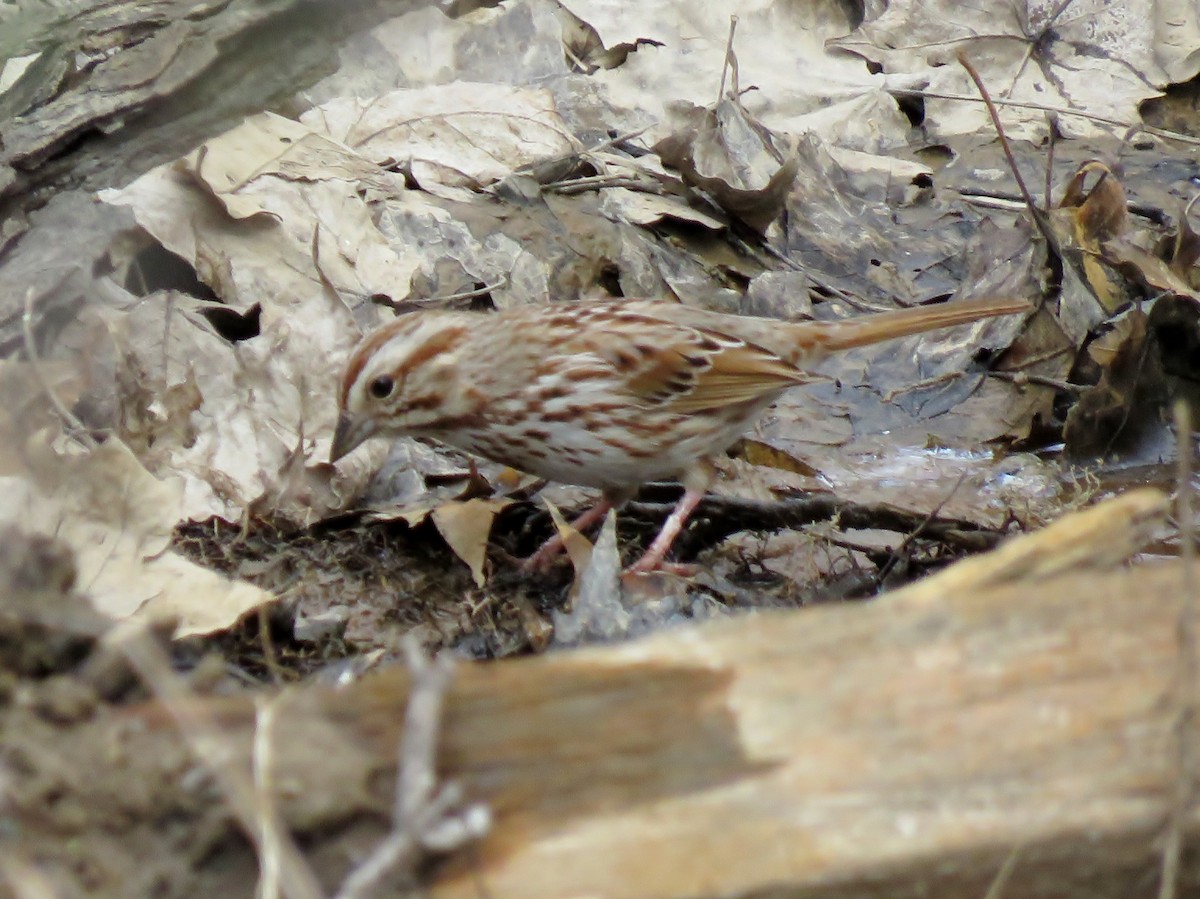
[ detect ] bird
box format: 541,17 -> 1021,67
330,296 -> 1029,573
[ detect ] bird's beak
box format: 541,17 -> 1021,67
329,412 -> 376,463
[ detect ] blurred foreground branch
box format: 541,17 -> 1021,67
9,490 -> 1200,898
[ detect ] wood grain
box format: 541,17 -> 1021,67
258,489 -> 1194,898
17,489 -> 1197,898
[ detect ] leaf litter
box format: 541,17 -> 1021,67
9,5 -> 1200,898
5,0 -> 1200,660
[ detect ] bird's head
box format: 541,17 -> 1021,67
330,313 -> 477,462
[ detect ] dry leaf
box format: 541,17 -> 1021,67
431,497 -> 513,587
1063,307 -> 1166,462
544,498 -> 596,576
554,0 -> 913,149
655,97 -> 798,234
831,0 -> 1195,141
1054,160 -> 1132,317
0,435 -> 272,637
180,112 -> 396,220
303,83 -> 581,201
552,509 -> 626,644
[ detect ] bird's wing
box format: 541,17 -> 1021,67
534,301 -> 819,413
658,335 -> 819,413
592,318 -> 816,412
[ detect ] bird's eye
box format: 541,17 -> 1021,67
368,375 -> 395,399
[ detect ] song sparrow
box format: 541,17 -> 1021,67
331,297 -> 1029,572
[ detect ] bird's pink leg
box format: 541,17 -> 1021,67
625,486 -> 705,574
522,499 -> 613,572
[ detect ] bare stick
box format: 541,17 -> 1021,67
161,291 -> 175,385
111,624 -> 323,899
544,174 -> 664,195
372,278 -> 509,312
396,639 -> 452,820
888,88 -> 1200,149
254,696 -> 284,899
718,16 -> 738,101
1044,114 -> 1057,210
875,470 -> 970,586
335,637 -> 489,899
957,52 -> 1057,252
987,370 -> 1082,394
981,843 -> 1023,899
1158,400 -> 1198,899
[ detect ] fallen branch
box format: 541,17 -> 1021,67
13,490 -> 1198,899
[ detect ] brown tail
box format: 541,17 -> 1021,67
812,296 -> 1031,353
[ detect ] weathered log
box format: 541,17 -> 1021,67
0,0 -> 429,209
8,490 -> 1198,897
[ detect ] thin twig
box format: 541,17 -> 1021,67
666,493 -> 1002,559
514,124 -> 656,179
396,639 -> 451,820
561,39 -> 592,74
957,53 -> 1058,252
954,194 -> 1036,214
257,606 -> 286,685
335,636 -> 489,899
254,696 -> 284,899
987,370 -> 1083,394
111,624 -> 323,899
542,175 -> 664,195
372,278 -> 509,312
888,88 -> 1200,148
875,471 -> 970,586
954,188 -> 1168,225
583,124 -> 653,156
1044,116 -> 1057,210
981,843 -> 1023,899
1158,401 -> 1198,899
717,16 -> 738,102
